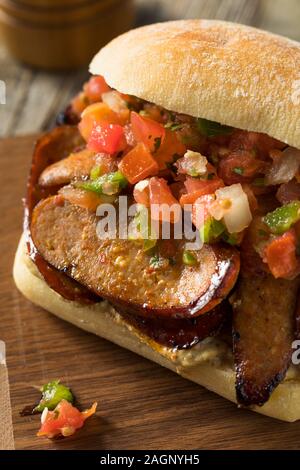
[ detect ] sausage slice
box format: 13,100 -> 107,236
39,149 -> 96,187
232,274 -> 300,406
31,196 -> 240,320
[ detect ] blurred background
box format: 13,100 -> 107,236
0,0 -> 299,138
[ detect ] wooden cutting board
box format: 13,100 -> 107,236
1,133 -> 300,450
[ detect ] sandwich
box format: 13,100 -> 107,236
13,19 -> 300,422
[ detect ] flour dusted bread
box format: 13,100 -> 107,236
90,20 -> 300,149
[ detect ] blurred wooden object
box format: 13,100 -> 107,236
0,0 -> 299,137
0,0 -> 135,69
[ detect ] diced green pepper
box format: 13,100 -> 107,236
263,201 -> 300,235
34,380 -> 73,412
200,218 -> 225,243
90,165 -> 102,180
77,170 -> 128,195
182,250 -> 198,266
196,118 -> 233,137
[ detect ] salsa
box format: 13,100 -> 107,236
58,75 -> 300,281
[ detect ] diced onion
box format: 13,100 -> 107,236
101,91 -> 127,113
41,407 -> 49,424
265,147 -> 300,185
134,179 -> 150,192
214,183 -> 252,233
209,199 -> 231,221
178,150 -> 208,176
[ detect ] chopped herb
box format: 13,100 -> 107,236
149,255 -> 160,268
207,173 -> 215,180
154,136 -> 162,152
34,380 -> 73,413
263,201 -> 300,235
139,110 -> 148,116
253,177 -> 265,187
196,118 -> 233,137
164,122 -> 184,131
233,167 -> 244,175
182,250 -> 198,266
149,255 -> 168,270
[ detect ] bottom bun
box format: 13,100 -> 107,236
13,234 -> 300,422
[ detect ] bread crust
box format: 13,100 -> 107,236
90,20 -> 300,149
13,234 -> 300,422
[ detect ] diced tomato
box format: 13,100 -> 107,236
149,177 -> 181,223
95,153 -> 118,174
242,184 -> 258,213
119,143 -> 159,184
155,130 -> 186,170
218,150 -> 266,185
263,229 -> 299,279
276,181 -> 300,205
37,400 -> 97,439
192,194 -> 214,230
59,186 -> 104,212
84,75 -> 111,102
79,102 -> 129,141
133,179 -> 150,206
229,130 -> 285,158
131,112 -> 166,153
240,217 -> 270,276
123,123 -> 136,147
180,176 -> 224,207
158,239 -> 177,258
71,92 -> 88,115
169,181 -> 186,201
87,123 -> 126,154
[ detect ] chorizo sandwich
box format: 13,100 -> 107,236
13,20 -> 300,421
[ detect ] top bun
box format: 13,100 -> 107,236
90,20 -> 300,149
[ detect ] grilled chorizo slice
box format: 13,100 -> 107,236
25,126 -> 98,304
39,149 -> 96,187
122,302 -> 229,349
232,274 -> 300,406
31,196 -> 240,320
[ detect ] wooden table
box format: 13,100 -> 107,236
1,0 -> 300,451
0,0 -> 299,138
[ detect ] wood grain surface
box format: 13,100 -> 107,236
1,134 -> 300,450
0,0 -> 299,138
